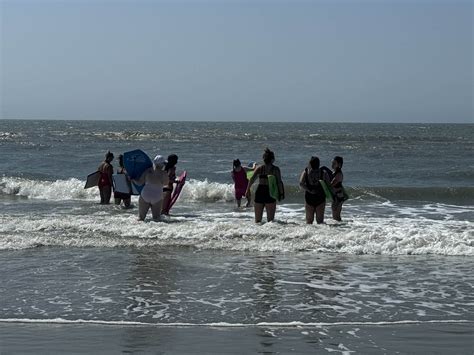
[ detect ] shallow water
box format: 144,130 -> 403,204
0,120 -> 473,352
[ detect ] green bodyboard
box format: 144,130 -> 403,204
268,175 -> 279,201
319,180 -> 334,202
246,170 -> 254,180
342,186 -> 349,201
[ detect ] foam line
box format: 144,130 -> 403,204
0,318 -> 472,328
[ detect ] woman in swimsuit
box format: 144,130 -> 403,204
134,155 -> 169,221
97,151 -> 114,205
299,156 -> 330,224
114,154 -> 131,208
231,159 -> 251,208
331,156 -> 345,222
162,154 -> 178,215
245,148 -> 284,223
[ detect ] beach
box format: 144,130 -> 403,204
0,120 -> 473,353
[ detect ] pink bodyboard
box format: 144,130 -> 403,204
163,171 -> 187,214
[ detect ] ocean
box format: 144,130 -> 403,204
0,120 -> 473,353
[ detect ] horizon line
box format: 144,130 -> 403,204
0,118 -> 472,124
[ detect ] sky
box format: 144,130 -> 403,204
0,0 -> 472,123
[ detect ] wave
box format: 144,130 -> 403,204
0,318 -> 471,327
1,211 -> 472,255
1,176 -> 473,204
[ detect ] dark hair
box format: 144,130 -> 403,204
233,159 -> 241,168
118,154 -> 124,168
309,156 -> 320,170
165,154 -> 178,171
334,156 -> 343,168
105,151 -> 114,161
262,148 -> 275,165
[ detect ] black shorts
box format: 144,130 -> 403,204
114,191 -> 130,200
254,185 -> 276,204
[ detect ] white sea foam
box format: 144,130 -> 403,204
0,210 -> 472,255
1,176 -> 473,255
0,318 -> 471,327
0,177 -> 234,202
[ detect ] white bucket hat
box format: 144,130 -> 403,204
153,155 -> 166,167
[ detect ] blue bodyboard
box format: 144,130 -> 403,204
123,149 -> 152,194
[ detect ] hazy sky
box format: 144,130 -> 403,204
1,0 -> 472,122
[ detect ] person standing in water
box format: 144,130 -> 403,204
245,148 -> 284,223
114,154 -> 131,208
134,155 -> 169,221
231,159 -> 251,208
162,154 -> 179,215
97,151 -> 114,204
331,156 -> 345,222
299,156 -> 331,224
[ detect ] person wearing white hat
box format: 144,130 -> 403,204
133,154 -> 169,221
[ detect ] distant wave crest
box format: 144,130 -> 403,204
1,176 -> 473,204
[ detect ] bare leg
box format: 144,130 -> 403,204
305,203 -> 315,224
102,186 -> 112,204
332,202 -> 342,221
161,191 -> 172,214
138,196 -> 150,221
236,198 -> 241,208
123,197 -> 131,208
114,198 -> 121,205
99,187 -> 105,204
315,202 -> 326,224
254,203 -> 264,223
151,199 -> 163,221
265,202 -> 277,222
245,194 -> 251,207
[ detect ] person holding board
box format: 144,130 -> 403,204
97,151 -> 114,204
299,156 -> 331,224
114,154 -> 132,208
133,155 -> 169,222
245,148 -> 284,223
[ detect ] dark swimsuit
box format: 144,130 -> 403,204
254,165 -> 277,204
304,168 -> 326,207
332,169 -> 345,207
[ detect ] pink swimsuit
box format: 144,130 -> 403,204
232,169 -> 248,199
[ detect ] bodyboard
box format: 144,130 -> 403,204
246,170 -> 254,180
246,162 -> 256,180
319,180 -> 334,202
342,187 -> 349,201
84,171 -> 100,189
320,166 -> 334,181
112,174 -> 132,195
123,149 -> 152,194
267,175 -> 280,201
123,149 -> 152,180
163,171 -> 187,214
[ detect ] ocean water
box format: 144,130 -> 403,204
0,120 -> 473,353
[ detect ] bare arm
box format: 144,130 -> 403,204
299,169 -> 310,192
245,165 -> 261,196
331,171 -> 343,187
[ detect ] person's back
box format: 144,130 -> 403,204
245,148 -> 284,222
135,155 -> 169,221
114,154 -> 132,208
232,159 -> 249,208
300,156 -> 328,224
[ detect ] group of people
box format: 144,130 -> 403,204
96,151 -> 179,221
96,147 -> 345,225
232,148 -> 346,224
